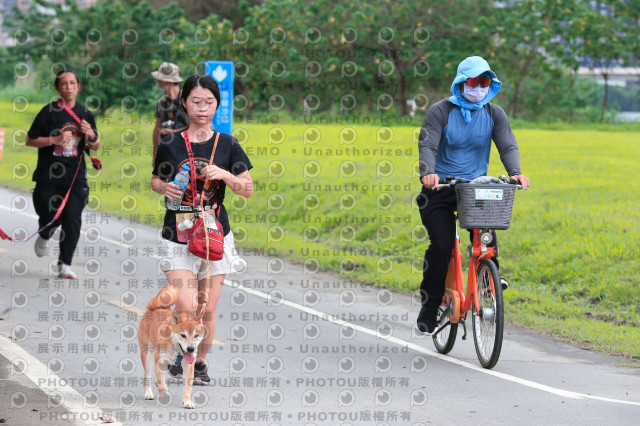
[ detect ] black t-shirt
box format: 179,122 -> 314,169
27,101 -> 97,186
156,93 -> 189,130
152,131 -> 253,242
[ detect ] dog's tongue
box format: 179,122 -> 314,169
184,352 -> 195,364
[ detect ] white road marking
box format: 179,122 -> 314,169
0,204 -> 37,217
3,202 -> 638,406
0,335 -> 122,426
0,206 -> 130,249
104,299 -> 146,317
232,282 -> 640,407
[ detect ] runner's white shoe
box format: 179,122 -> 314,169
34,236 -> 49,257
58,263 -> 77,279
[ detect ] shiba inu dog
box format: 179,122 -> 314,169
138,285 -> 206,409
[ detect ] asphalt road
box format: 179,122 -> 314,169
0,186 -> 638,426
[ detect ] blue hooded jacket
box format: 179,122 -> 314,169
428,56 -> 508,180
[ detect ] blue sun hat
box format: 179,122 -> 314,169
448,56 -> 502,123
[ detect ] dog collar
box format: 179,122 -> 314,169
174,343 -> 185,366
174,354 -> 183,366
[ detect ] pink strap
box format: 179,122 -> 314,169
0,101 -> 88,242
182,131 -> 220,212
0,151 -> 84,242
182,131 -> 199,208
58,99 -> 83,124
57,100 -> 102,170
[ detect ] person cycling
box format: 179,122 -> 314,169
415,56 -> 530,335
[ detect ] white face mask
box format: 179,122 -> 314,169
462,83 -> 489,103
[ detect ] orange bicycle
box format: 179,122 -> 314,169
431,176 -> 522,369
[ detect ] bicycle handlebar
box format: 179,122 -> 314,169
436,176 -> 524,189
437,176 -> 456,186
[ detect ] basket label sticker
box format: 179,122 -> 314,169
475,188 -> 503,200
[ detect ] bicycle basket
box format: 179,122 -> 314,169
455,183 -> 516,230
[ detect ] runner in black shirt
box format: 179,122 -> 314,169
153,130 -> 252,241
151,74 -> 253,384
26,70 -> 100,279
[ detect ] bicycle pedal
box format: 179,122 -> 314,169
432,321 -> 451,338
500,278 -> 509,290
438,307 -> 450,323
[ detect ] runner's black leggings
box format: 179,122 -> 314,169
33,182 -> 88,266
417,187 -> 498,310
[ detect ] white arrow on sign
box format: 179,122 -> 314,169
212,65 -> 227,82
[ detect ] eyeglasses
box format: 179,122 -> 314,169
466,76 -> 492,88
189,97 -> 217,107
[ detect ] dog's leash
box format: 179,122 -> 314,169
0,140 -> 84,242
183,130 -> 220,317
199,195 -> 211,313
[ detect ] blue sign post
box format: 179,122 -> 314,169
205,61 -> 234,135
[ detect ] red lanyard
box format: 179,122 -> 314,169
182,130 -> 220,212
182,131 -> 200,208
58,99 -> 83,123
57,100 -> 102,170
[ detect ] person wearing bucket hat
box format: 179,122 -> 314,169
152,62 -> 189,166
414,56 -> 530,335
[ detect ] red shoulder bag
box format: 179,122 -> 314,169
183,131 -> 224,261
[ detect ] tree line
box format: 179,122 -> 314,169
2,0 -> 639,121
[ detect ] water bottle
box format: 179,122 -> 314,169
166,165 -> 190,210
177,218 -> 194,231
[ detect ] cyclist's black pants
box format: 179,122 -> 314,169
33,181 -> 89,266
417,187 -> 498,312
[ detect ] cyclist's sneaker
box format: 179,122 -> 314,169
193,361 -> 210,385
416,305 -> 438,336
58,263 -> 77,279
415,323 -> 437,336
35,236 -> 50,257
500,278 -> 509,290
168,354 -> 183,378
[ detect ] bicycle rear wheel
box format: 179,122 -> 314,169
472,260 -> 504,369
433,304 -> 458,354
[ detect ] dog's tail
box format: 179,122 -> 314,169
146,285 -> 178,310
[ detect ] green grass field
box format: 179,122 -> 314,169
1,101 -> 639,358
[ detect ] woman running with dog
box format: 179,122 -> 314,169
26,69 -> 101,279
151,74 -> 253,384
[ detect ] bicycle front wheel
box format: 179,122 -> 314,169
433,304 -> 458,354
472,260 -> 504,369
